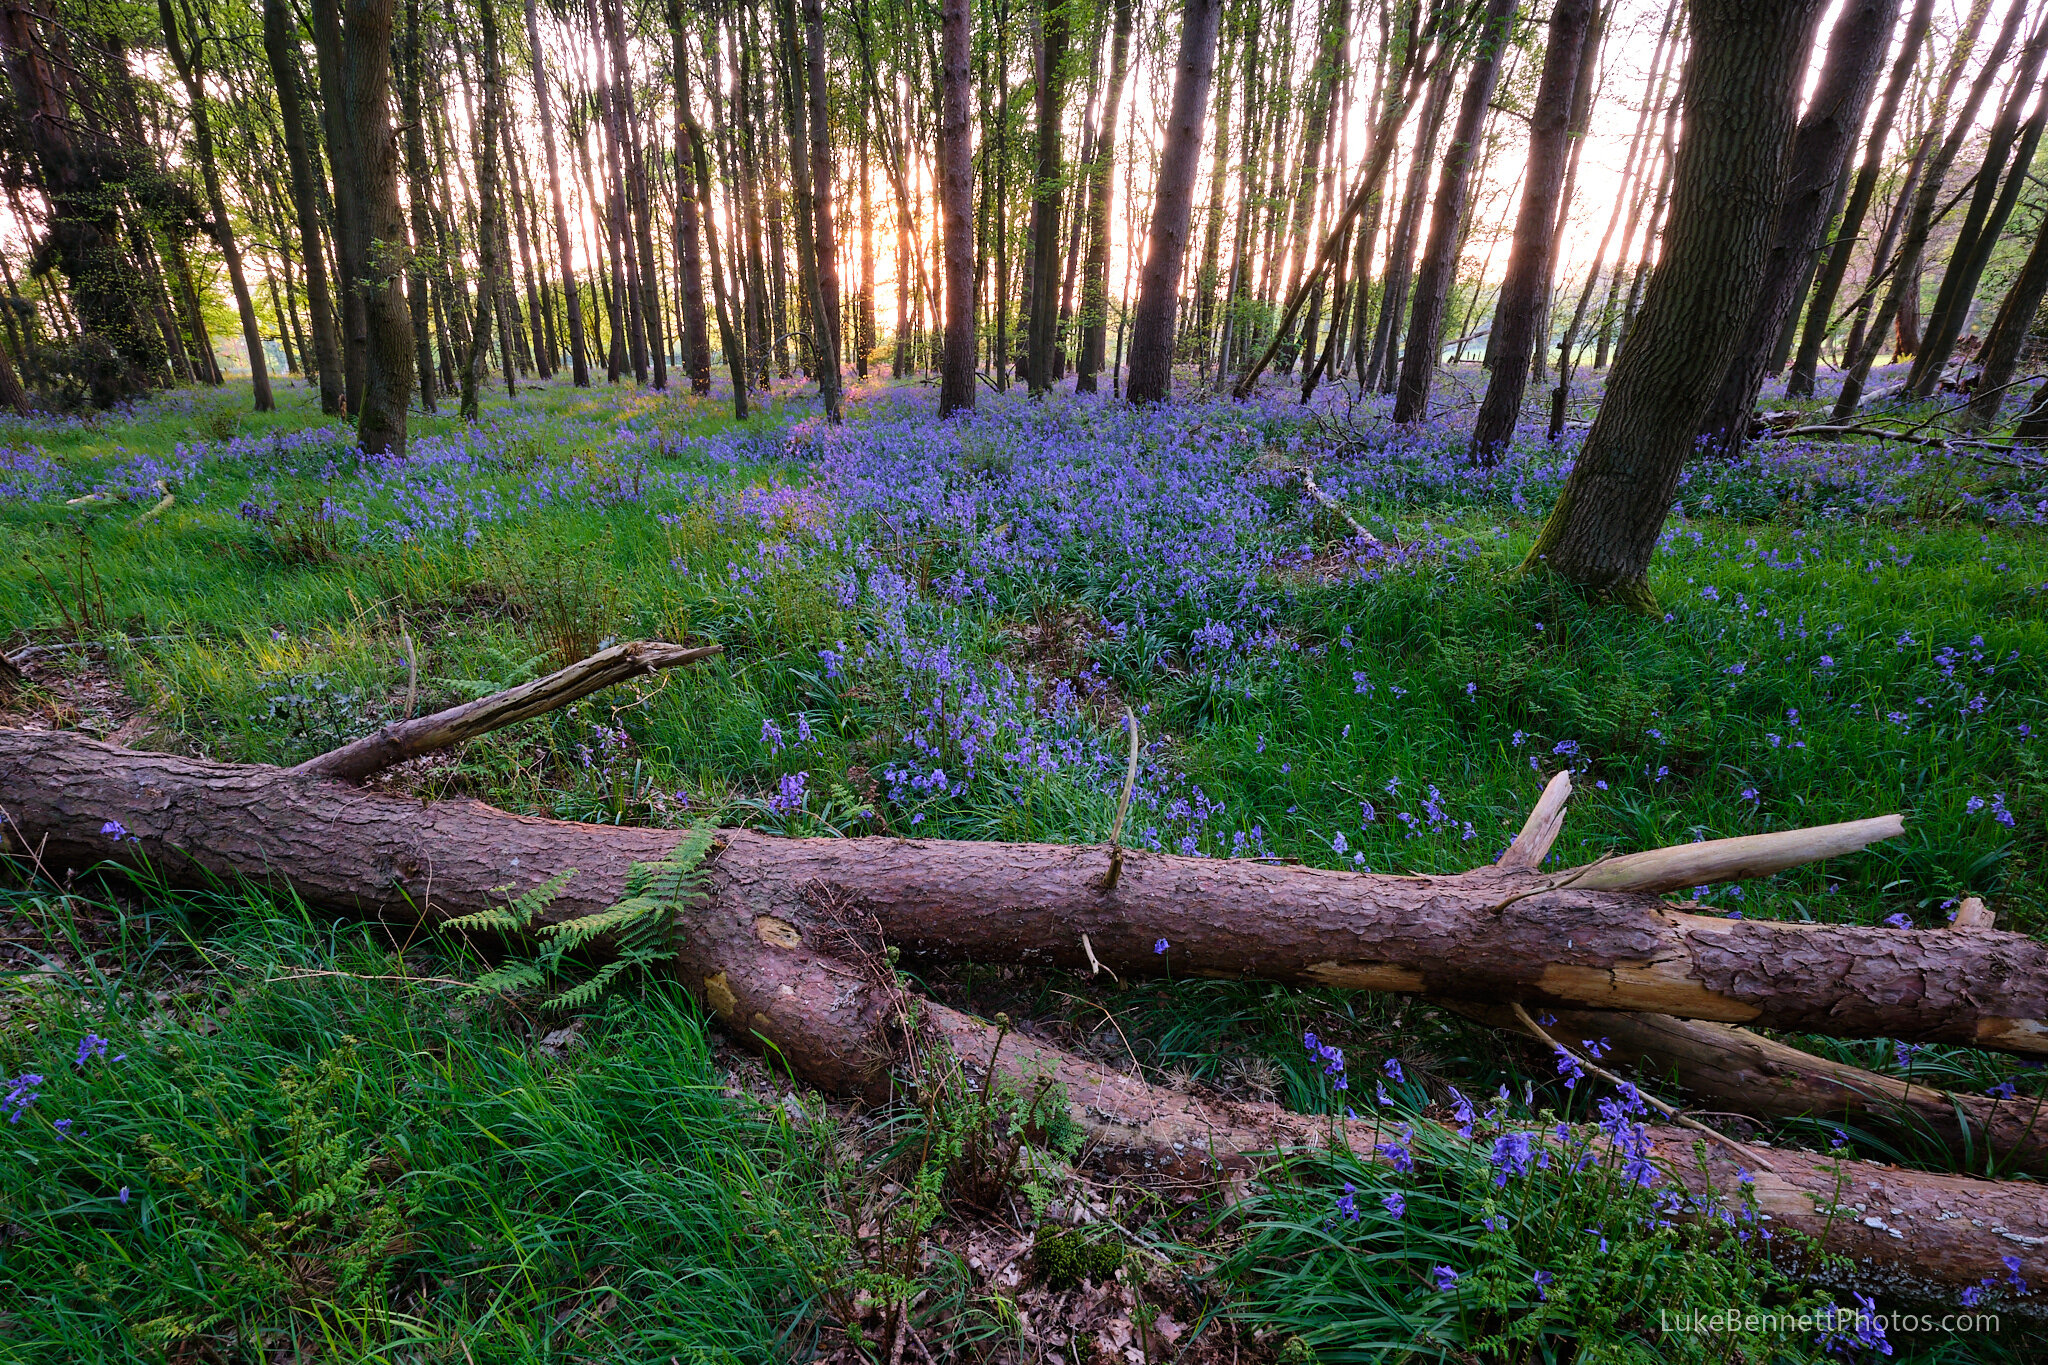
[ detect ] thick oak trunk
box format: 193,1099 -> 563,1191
1524,0 -> 1826,606
1694,0 -> 1899,454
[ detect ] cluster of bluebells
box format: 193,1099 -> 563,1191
1303,1030 -> 1347,1091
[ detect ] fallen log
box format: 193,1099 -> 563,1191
3,734 -> 2046,1056
924,1003 -> 2048,1304
4,734 -> 2048,1297
1457,1004 -> 2048,1179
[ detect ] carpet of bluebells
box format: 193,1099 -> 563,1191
4,368 -> 2047,1358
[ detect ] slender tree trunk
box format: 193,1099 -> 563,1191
398,0 -> 440,409
1369,66 -> 1455,394
1469,0 -> 1595,461
460,0 -> 507,420
801,0 -> 844,416
1025,0 -> 1071,395
1786,0 -> 1933,398
602,0 -> 666,389
665,0 -> 713,394
937,0 -> 978,415
1831,0 -> 2019,419
1907,17 -> 2048,395
528,0 -> 590,385
1965,199 -> 2048,427
1694,0 -> 1901,454
1076,0 -> 1135,392
264,0 -> 345,415
504,118 -> 551,379
161,0 -> 274,411
858,125 -> 876,378
1124,0 -> 1223,404
1524,0 -> 1828,606
1394,0 -> 1519,423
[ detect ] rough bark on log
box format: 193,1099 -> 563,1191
4,734 -> 2047,1297
3,734 -> 2045,1057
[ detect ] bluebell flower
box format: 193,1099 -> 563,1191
101,820 -> 127,842
1532,1269 -> 1553,1301
1153,938 -> 1169,954
1382,1190 -> 1405,1219
1431,1266 -> 1459,1293
1382,1057 -> 1404,1084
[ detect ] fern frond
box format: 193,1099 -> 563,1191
463,959 -> 552,1000
545,956 -> 634,1012
445,868 -> 577,934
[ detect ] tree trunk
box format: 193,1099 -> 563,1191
602,0 -> 667,390
1906,18 -> 2048,396
1693,0 -> 1901,454
666,0 -> 713,395
1786,0 -> 1934,399
1468,0 -> 1594,462
1524,0 -> 1827,606
1024,0 -> 1070,395
937,0 -> 977,415
460,0 -> 507,421
1364,65 -> 1452,395
1472,1005 -> 2048,1179
1965,194 -> 2048,427
398,0 -> 440,410
263,0 -> 345,415
801,0 -> 845,417
161,0 -> 275,412
1830,0 -> 2022,420
0,4 -> 166,403
527,0 -> 590,386
1124,0 -> 1224,404
1393,0 -> 1519,424
1076,0 -> 1135,392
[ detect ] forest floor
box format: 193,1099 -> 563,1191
2,363 -> 2045,1363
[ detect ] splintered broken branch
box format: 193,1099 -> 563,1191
289,639 -> 722,783
1561,815 -> 1905,893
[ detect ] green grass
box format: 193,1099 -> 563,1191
0,887 -> 830,1361
5,374 -> 2046,1359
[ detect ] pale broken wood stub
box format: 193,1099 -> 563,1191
289,639 -> 722,783
1953,896 -> 1995,929
1563,814 -> 1906,893
1498,768 -> 1573,870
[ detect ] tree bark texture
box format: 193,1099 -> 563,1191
1966,203 -> 2048,427
1025,0 -> 1070,395
1076,0 -> 1135,392
938,0 -> 978,415
1124,0 -> 1224,405
1523,0 -> 1827,606
7,734 -> 2048,1059
1468,0 -> 1593,461
263,0 -> 345,415
4,732 -> 2048,1299
1782,0 -> 1935,402
1393,0 -> 1519,424
1695,0 -> 1900,454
